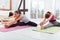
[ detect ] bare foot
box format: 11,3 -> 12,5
41,25 -> 44,30
5,25 -> 9,28
41,27 -> 44,30
40,23 -> 44,30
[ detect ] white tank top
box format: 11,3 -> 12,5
20,16 -> 29,23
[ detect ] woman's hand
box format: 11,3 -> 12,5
40,22 -> 43,25
40,22 -> 44,30
4,22 -> 10,28
40,18 -> 46,30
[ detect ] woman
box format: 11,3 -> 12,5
5,11 -> 37,28
40,11 -> 60,30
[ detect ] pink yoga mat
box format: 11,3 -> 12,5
0,26 -> 30,32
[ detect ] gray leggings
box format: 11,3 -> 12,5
44,21 -> 60,29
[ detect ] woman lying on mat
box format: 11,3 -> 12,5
40,11 -> 60,30
5,11 -> 37,28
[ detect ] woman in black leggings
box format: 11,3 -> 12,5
5,11 -> 37,28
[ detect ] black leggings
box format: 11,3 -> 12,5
26,21 -> 37,26
9,21 -> 37,27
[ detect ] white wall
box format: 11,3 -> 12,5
0,0 -> 21,15
42,0 -> 55,13
55,0 -> 60,10
0,0 -> 30,17
0,0 -> 59,18
12,0 -> 20,11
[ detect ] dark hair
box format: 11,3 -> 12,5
14,11 -> 21,14
47,11 -> 51,14
9,12 -> 13,17
45,11 -> 51,18
14,11 -> 21,22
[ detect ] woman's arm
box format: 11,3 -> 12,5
16,14 -> 23,21
43,14 -> 53,24
5,14 -> 24,28
40,15 -> 46,25
40,18 -> 46,30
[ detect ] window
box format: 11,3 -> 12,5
30,0 -> 44,19
54,0 -> 60,19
